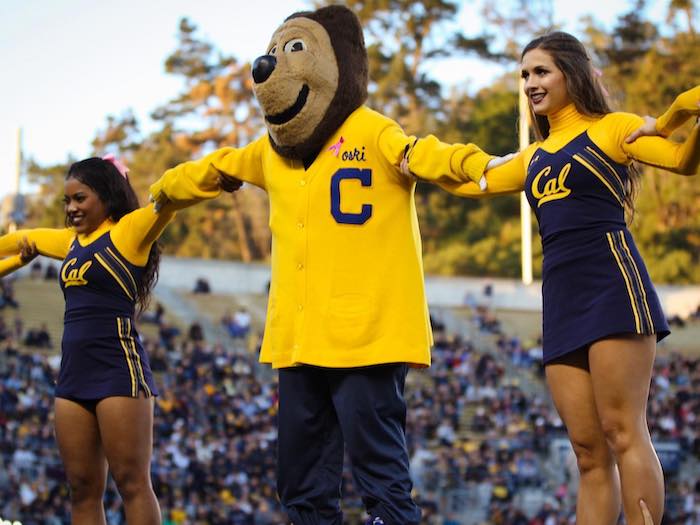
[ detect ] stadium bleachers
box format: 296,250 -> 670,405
1,272 -> 700,524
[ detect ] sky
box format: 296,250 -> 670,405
0,0 -> 668,197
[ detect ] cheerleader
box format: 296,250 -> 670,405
408,32 -> 699,525
0,156 -> 231,524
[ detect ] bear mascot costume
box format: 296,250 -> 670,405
150,5 -> 500,524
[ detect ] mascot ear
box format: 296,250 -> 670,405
271,5 -> 368,162
287,5 -> 368,112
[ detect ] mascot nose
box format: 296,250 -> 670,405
252,55 -> 277,84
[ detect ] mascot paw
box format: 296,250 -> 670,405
219,174 -> 243,193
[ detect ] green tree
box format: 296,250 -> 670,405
24,159 -> 72,229
333,0 -> 522,135
152,17 -> 270,262
418,80 -> 538,278
667,0 -> 697,35
20,3 -> 698,283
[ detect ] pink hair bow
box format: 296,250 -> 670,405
102,153 -> 129,178
593,67 -> 610,98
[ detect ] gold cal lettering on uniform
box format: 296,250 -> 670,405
61,257 -> 92,287
531,163 -> 572,207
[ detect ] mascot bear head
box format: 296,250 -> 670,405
251,5 -> 368,162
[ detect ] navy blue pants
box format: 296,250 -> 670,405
277,364 -> 421,525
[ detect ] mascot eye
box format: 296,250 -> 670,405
283,39 -> 306,53
268,45 -> 277,55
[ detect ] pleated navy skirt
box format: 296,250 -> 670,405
541,228 -> 669,363
56,316 -> 157,400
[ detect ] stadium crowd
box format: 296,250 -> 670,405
1,275 -> 700,524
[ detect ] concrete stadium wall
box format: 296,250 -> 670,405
155,256 -> 700,317
20,255 -> 700,317
156,256 -> 272,295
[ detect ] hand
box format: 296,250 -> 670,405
18,237 -> 38,264
149,193 -> 167,213
486,152 -> 516,171
399,155 -> 413,179
399,140 -> 419,180
219,174 -> 243,193
625,116 -> 662,143
639,499 -> 654,525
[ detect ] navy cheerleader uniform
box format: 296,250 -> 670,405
58,230 -> 156,399
0,200 -> 179,400
524,131 -> 668,362
437,87 -> 700,363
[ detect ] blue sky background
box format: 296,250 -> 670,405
0,0 -> 667,196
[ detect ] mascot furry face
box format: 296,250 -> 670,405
251,5 -> 368,161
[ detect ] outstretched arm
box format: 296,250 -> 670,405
377,123 -> 493,186
404,135 -> 493,185
115,141 -> 257,266
149,137 -> 267,211
625,124 -> 700,175
655,85 -> 700,137
110,203 -> 177,267
593,109 -> 700,176
433,144 -> 538,199
0,255 -> 24,278
625,85 -> 700,143
0,229 -> 73,260
0,238 -> 39,278
624,122 -> 699,175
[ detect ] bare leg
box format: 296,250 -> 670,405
545,350 -> 621,525
54,398 -> 108,525
589,335 -> 663,525
97,395 -> 161,525
640,499 -> 655,525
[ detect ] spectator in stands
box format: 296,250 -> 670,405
12,316 -> 23,341
462,291 -> 478,310
0,155 -> 237,523
668,313 -> 687,328
193,277 -> 211,294
532,501 -> 559,525
0,241 -> 37,308
3,294 -> 699,523
141,301 -> 165,326
29,259 -> 42,279
158,321 -> 181,352
44,263 -> 58,281
474,306 -> 502,334
514,448 -> 540,487
187,321 -> 204,342
24,323 -> 52,349
222,307 -> 251,339
233,308 -> 250,336
690,304 -> 700,322
0,279 -> 19,309
429,313 -> 446,333
482,282 -> 494,308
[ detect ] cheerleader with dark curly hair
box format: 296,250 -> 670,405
0,155 -> 235,524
